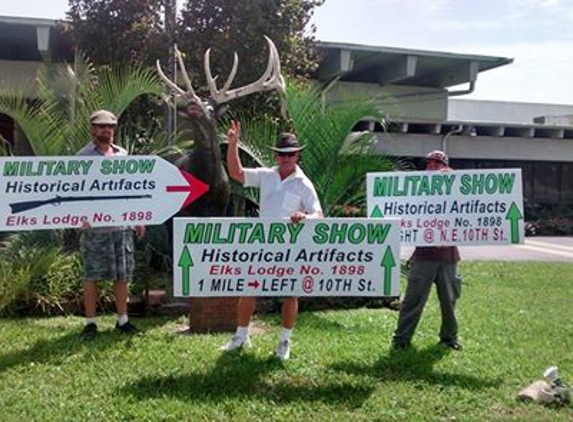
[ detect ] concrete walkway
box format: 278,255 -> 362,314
400,237 -> 573,262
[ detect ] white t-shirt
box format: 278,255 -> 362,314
243,165 -> 322,218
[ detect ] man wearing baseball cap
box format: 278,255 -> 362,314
392,150 -> 463,351
76,109 -> 145,340
222,121 -> 323,360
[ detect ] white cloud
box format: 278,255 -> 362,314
459,41 -> 573,104
410,0 -> 452,13
507,0 -> 573,26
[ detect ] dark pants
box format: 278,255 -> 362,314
393,260 -> 461,345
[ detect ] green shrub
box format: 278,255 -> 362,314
0,231 -> 93,315
0,230 -> 160,315
31,252 -> 84,314
0,231 -> 70,314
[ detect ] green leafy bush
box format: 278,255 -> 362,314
0,231 -> 82,315
0,229 -> 163,315
0,232 -> 90,314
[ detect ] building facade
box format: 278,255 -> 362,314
1,17 -> 572,209
313,42 -> 573,208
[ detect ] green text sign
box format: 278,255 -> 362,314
367,169 -> 524,246
173,218 -> 400,297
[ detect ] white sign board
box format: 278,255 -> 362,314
0,156 -> 209,231
367,169 -> 524,246
173,218 -> 401,298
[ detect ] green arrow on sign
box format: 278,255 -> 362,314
178,246 -> 194,296
371,205 -> 384,218
381,247 -> 396,296
505,202 -> 523,244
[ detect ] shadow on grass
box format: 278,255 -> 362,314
331,344 -> 502,391
0,317 -> 172,374
121,352 -> 374,408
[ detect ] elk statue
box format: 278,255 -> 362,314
156,36 -> 286,217
156,37 -> 286,332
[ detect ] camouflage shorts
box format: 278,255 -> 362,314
80,228 -> 134,282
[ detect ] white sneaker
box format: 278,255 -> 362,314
220,335 -> 251,352
276,339 -> 291,361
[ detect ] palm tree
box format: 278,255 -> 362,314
229,80 -> 398,216
0,54 -> 164,156
0,55 -> 172,315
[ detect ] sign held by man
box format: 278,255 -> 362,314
173,217 -> 401,298
367,163 -> 524,246
0,155 -> 209,231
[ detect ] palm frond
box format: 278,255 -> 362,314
220,111 -> 281,168
0,92 -> 65,155
95,66 -> 163,116
1,54 -> 166,156
0,133 -> 12,156
234,78 -> 398,217
117,123 -> 188,156
323,153 -> 396,213
286,82 -> 389,204
35,55 -> 99,154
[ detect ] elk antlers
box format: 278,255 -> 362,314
156,36 -> 286,112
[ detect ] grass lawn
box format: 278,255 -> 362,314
1,261 -> 573,421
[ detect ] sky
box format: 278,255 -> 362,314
1,0 -> 572,105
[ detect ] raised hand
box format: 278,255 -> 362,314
227,120 -> 241,146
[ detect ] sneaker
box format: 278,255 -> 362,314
276,339 -> 291,361
220,335 -> 251,352
439,340 -> 463,351
115,321 -> 140,334
81,322 -> 98,341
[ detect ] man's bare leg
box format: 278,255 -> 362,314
83,281 -> 98,319
221,297 -> 256,351
237,296 -> 256,327
281,297 -> 298,329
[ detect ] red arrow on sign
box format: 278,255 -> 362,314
166,170 -> 210,209
248,280 -> 260,289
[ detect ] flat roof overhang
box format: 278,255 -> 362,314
0,15 -> 71,61
315,41 -> 513,88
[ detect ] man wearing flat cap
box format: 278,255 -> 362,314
392,150 -> 463,351
223,120 -> 323,360
76,110 -> 145,340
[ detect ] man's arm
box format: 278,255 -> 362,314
291,182 -> 324,223
226,120 -> 245,184
290,209 -> 323,224
134,225 -> 146,240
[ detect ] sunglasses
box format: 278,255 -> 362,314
426,159 -> 445,165
93,124 -> 116,129
277,151 -> 297,157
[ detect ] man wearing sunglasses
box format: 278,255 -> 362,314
223,120 -> 323,360
76,110 -> 145,340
